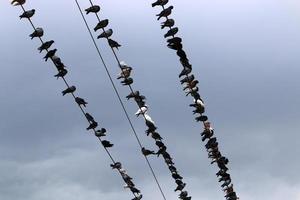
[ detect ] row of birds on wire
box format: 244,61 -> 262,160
14,2 -> 144,200
151,0 -> 239,200
11,0 -> 239,200
82,1 -> 192,199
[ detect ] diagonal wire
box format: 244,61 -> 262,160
17,4 -> 142,199
74,1 -> 168,200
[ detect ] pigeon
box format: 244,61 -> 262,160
176,179 -> 184,186
130,187 -> 140,194
152,0 -> 168,7
94,19 -> 109,32
62,86 -> 76,96
164,27 -> 178,38
75,97 -> 88,107
29,27 -> 43,39
179,191 -> 188,199
38,40 -> 54,53
95,128 -> 107,137
167,42 -> 182,50
108,39 -> 121,49
54,69 -> 68,79
102,140 -> 113,148
177,49 -> 187,59
142,147 -> 156,156
52,55 -> 62,66
135,106 -> 148,116
19,9 -> 35,19
126,91 -> 140,100
121,78 -> 133,85
186,87 -> 198,97
179,67 -> 192,78
86,120 -> 98,130
85,5 -> 100,14
11,0 -> 26,6
44,49 -> 57,61
132,194 -> 143,200
195,115 -> 208,122
156,146 -> 167,157
167,37 -> 182,44
97,29 -> 113,39
111,162 -> 122,169
156,6 -> 174,20
161,18 -> 175,29
144,114 -> 155,127
85,113 -> 94,122
183,80 -> 199,91
118,62 -> 132,79
169,165 -> 177,172
180,74 -> 194,84
150,131 -> 163,140
172,173 -> 183,180
175,183 -> 186,191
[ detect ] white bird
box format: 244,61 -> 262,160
195,98 -> 205,108
144,113 -> 155,125
135,106 -> 148,117
11,0 -> 25,6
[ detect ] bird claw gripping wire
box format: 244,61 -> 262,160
12,2 -> 142,199
151,0 -> 239,199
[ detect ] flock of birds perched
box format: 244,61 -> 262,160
151,1 -> 239,200
10,0 -> 239,200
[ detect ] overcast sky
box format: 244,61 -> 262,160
1,0 -> 300,200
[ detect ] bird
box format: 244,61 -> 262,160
108,39 -> 121,50
179,67 -> 192,78
180,74 -> 194,84
52,55 -> 62,66
95,128 -> 107,137
164,27 -> 178,38
43,49 -> 57,61
179,191 -> 188,199
75,97 -> 88,107
126,91 -> 140,100
130,187 -> 140,194
156,6 -> 173,20
183,80 -> 199,91
177,49 -> 187,60
85,5 -> 100,14
54,69 -> 68,79
110,162 -> 122,169
135,106 -> 148,117
97,29 -> 113,39
156,146 -> 167,157
144,114 -> 155,127
85,113 -> 94,122
172,173 -> 183,180
132,194 -> 143,200
152,0 -> 168,7
94,19 -> 109,32
175,183 -> 186,191
87,121 -> 98,130
167,42 -> 182,50
11,0 -> 25,6
102,140 -> 113,148
150,131 -> 163,140
167,37 -> 182,44
117,66 -> 132,79
180,58 -> 192,69
29,28 -> 43,39
38,40 -> 54,53
62,86 -> 76,96
121,78 -> 133,85
142,147 -> 156,156
19,9 -> 35,19
195,115 -> 208,122
161,18 -> 175,29
185,87 -> 198,97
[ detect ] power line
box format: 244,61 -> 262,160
73,1 -> 167,200
13,3 -> 143,199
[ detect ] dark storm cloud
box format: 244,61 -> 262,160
1,0 -> 300,200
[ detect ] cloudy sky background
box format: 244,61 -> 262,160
1,0 -> 300,200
